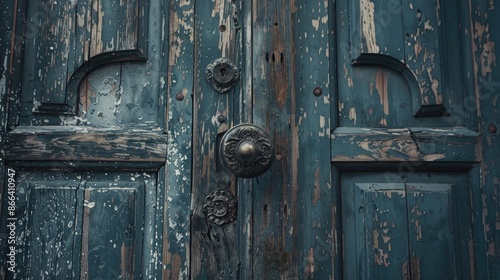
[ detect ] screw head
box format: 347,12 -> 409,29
313,87 -> 322,96
488,124 -> 497,134
175,92 -> 185,101
217,115 -> 227,123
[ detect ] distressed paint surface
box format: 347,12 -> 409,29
342,173 -> 474,279
251,0 -> 333,279
338,0 -> 466,127
471,1 -> 500,278
190,0 -> 241,278
163,0 -> 193,278
19,0 -> 148,116
1,0 -> 500,279
1,171 -> 157,279
1,0 -> 169,278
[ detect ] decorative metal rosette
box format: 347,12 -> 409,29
203,189 -> 237,225
205,58 -> 240,93
220,124 -> 275,178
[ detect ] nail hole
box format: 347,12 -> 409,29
280,53 -> 284,64
265,52 -> 269,63
274,22 -> 279,26
219,25 -> 226,32
272,53 -> 276,63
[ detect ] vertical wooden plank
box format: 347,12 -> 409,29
342,177 -> 409,280
470,0 -> 500,278
406,183 -> 455,279
7,175 -> 83,279
25,188 -> 80,278
235,0 -> 254,278
365,185 -> 409,280
402,0 -> 443,106
191,0 -> 241,278
291,0 -> 334,279
350,0 -> 405,60
0,0 -> 14,275
163,0 -> 193,279
82,185 -> 143,279
90,0 -> 140,57
251,0 -> 295,278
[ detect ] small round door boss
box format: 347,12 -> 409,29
203,189 -> 237,225
220,124 -> 275,178
205,58 -> 240,93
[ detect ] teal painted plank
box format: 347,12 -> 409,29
83,185 -> 143,279
331,127 -> 478,162
470,0 -> 500,278
251,0 -> 296,278
342,175 -> 409,280
402,0 -> 444,106
406,183 -> 455,279
349,0 -> 405,60
0,0 -> 14,274
163,0 -> 193,277
190,0 -> 241,278
291,0 -> 334,279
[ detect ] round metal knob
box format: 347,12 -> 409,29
220,124 -> 275,178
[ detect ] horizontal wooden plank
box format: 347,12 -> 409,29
5,126 -> 167,162
332,127 -> 478,163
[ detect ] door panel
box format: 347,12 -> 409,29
406,183 -> 455,279
251,0 -> 333,278
2,171 -> 153,279
338,0 -> 466,127
20,0 -> 147,116
342,172 -> 473,279
342,181 -> 409,279
0,0 -> 169,278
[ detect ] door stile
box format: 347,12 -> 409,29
163,0 -> 194,278
235,0 -> 255,278
251,0 -> 334,278
190,0 -> 243,278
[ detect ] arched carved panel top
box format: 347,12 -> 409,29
338,0 -> 467,126
22,0 -> 148,115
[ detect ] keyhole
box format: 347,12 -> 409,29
220,68 -> 226,77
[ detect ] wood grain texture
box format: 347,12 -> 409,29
6,171 -> 157,279
162,0 -> 194,278
332,127 -> 478,162
251,0 -> 334,278
5,127 -> 167,162
338,0 -> 466,127
342,173 -> 474,279
470,0 -> 500,278
0,0 -> 17,276
190,0 -> 241,279
20,0 -> 148,115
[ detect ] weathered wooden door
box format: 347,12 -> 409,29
0,0 -> 171,278
188,0 -> 495,279
1,0 -> 498,279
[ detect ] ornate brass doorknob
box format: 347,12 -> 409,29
220,124 -> 275,178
